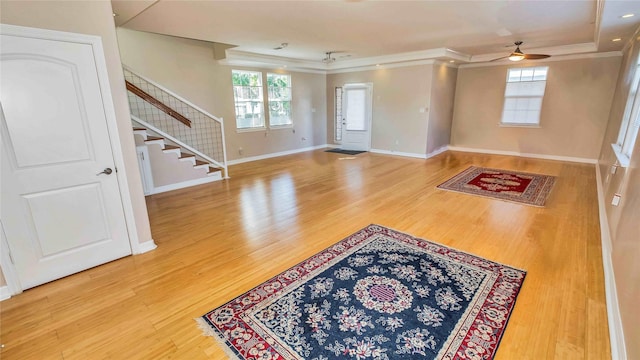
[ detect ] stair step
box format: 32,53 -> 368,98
179,153 -> 195,159
146,136 -> 163,141
133,127 -> 146,131
194,159 -> 210,170
163,145 -> 180,151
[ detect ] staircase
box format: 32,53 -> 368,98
134,128 -> 222,176
124,65 -> 228,194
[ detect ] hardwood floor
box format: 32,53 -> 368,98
0,150 -> 610,359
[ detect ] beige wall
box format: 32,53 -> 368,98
451,57 -> 621,159
0,1 -> 154,289
116,28 -> 327,161
597,27 -> 640,359
327,65 -> 433,155
427,63 -> 458,154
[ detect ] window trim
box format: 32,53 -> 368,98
500,66 -> 548,127
232,70 -> 294,132
612,59 -> 640,167
232,69 -> 266,131
266,72 -> 293,128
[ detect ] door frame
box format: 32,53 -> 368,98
0,24 -> 145,296
341,82 -> 373,151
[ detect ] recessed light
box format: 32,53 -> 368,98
621,13 -> 635,18
112,13 -> 118,17
612,38 -> 622,42
376,64 -> 380,67
449,60 -> 455,63
282,65 -> 288,68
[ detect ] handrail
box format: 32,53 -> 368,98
131,115 -> 229,178
126,81 -> 191,128
122,64 -> 224,125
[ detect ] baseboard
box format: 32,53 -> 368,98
0,285 -> 11,301
426,145 -> 449,159
149,173 -> 223,195
370,148 -> 427,159
594,163 -> 627,360
227,144 -> 330,165
447,146 -> 598,164
137,239 -> 158,254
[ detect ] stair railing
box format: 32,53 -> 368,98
123,65 -> 228,178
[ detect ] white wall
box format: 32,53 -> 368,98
451,56 -> 621,160
597,26 -> 640,359
116,28 -> 327,162
326,65 -> 433,156
427,63 -> 458,154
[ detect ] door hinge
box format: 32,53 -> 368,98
7,249 -> 15,265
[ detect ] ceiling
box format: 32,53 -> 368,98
112,0 -> 640,71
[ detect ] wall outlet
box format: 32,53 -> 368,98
238,147 -> 244,155
311,108 -> 316,113
611,193 -> 621,206
302,137 -> 307,141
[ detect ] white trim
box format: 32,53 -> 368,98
131,115 -> 227,175
0,220 -> 21,297
447,146 -> 598,164
149,172 -> 223,195
0,286 -> 11,301
137,239 -> 158,254
461,51 -> 622,69
370,149 -> 427,159
228,144 -> 329,165
122,64 -> 223,124
611,143 -> 631,167
426,145 -> 449,159
594,164 -> 627,360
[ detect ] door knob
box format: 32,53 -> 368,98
97,168 -> 113,176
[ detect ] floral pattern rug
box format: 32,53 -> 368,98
436,166 -> 556,207
198,225 -> 526,359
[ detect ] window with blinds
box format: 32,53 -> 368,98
501,67 -> 548,126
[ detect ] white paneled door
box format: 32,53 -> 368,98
0,26 -> 132,290
341,83 -> 373,151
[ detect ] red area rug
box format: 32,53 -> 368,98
437,166 -> 555,207
198,225 -> 526,359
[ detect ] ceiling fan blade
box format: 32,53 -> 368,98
490,55 -> 510,62
523,54 -> 551,60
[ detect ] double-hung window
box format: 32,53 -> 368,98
232,70 -> 265,129
267,73 -> 292,127
612,58 -> 640,167
232,70 -> 293,130
501,67 -> 548,126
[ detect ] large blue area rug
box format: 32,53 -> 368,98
198,225 -> 526,359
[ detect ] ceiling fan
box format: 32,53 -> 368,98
491,41 -> 551,62
322,51 -> 347,64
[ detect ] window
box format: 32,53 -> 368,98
612,58 -> 640,167
335,87 -> 343,141
267,73 -> 292,126
232,70 -> 264,129
501,67 -> 548,126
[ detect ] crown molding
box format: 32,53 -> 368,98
222,42 -> 617,73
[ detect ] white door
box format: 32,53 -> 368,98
0,29 -> 132,290
341,83 -> 373,151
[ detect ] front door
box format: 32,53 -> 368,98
341,83 -> 373,151
0,26 -> 132,290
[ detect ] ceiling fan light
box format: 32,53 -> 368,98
509,53 -> 525,61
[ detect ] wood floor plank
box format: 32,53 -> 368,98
0,150 -> 610,359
